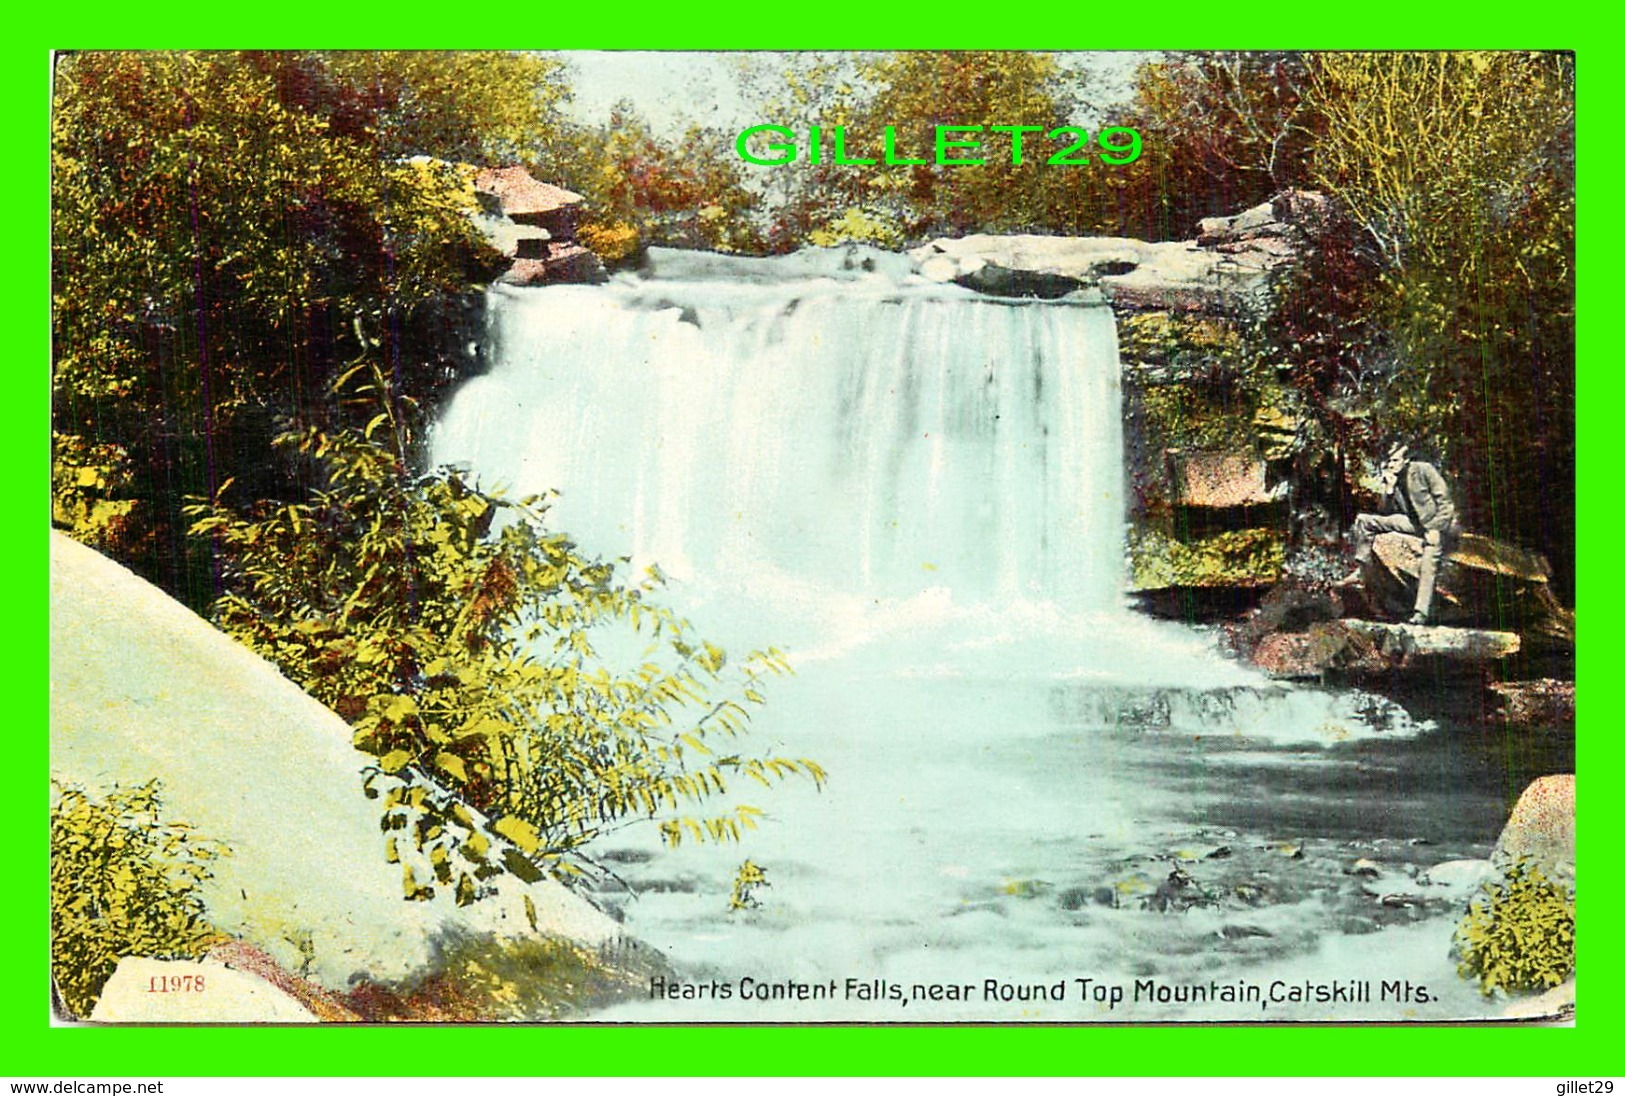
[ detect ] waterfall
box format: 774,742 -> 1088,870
424,258 -> 1529,1023
435,273 -> 1121,616
434,263 -> 1274,688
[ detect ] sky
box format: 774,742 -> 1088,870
551,51 -> 1155,135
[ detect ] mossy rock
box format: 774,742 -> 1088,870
1129,527 -> 1285,591
1118,311 -> 1246,364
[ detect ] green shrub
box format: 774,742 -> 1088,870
51,433 -> 142,558
188,385 -> 824,902
1453,859 -> 1574,997
50,781 -> 228,1018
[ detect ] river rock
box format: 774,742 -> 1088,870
1193,191 -> 1335,246
1340,619 -> 1521,661
910,234 -> 1281,315
498,243 -> 607,287
1249,631 -> 1322,678
1250,616 -> 1521,678
50,532 -> 623,1000
88,957 -> 318,1024
1346,858 -> 1381,878
1489,680 -> 1576,730
910,234 -> 1145,280
918,254 -> 960,283
1419,859 -> 1494,893
644,242 -> 915,283
1196,200 -> 1290,245
914,192 -> 1327,315
953,262 -> 1088,300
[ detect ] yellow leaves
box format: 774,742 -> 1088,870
191,417 -> 830,901
50,781 -> 228,1017
697,641 -> 727,674
452,715 -> 509,742
578,220 -> 640,263
800,758 -> 830,790
430,844 -> 453,883
434,751 -> 468,783
492,815 -> 543,854
402,864 -> 433,901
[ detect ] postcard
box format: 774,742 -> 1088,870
48,48 -> 1575,1025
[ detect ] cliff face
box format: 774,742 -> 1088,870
910,195 -> 1331,612
49,532 -> 622,1001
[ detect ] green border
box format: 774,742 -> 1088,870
13,4 -> 1614,1077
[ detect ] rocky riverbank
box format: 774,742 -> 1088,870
50,532 -> 656,1022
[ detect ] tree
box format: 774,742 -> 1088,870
1101,52 -> 1316,241
308,50 -> 568,165
554,103 -> 764,260
51,51 -> 556,604
1303,52 -> 1575,593
738,51 -> 1099,249
186,375 -> 824,898
853,51 -> 1081,240
733,51 -> 868,248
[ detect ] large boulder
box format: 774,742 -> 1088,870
952,262 -> 1088,300
1362,531 -> 1574,645
1492,774 -> 1575,889
643,242 -> 916,283
50,532 -> 622,1001
88,957 -> 319,1024
1249,617 -> 1520,678
912,192 -> 1328,316
1196,191 -> 1333,246
910,234 -> 1281,315
497,244 -> 608,287
1452,775 -> 1575,1016
1340,619 -> 1522,661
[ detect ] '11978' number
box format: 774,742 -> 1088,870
147,974 -> 205,993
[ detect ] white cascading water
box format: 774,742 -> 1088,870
437,262 -> 1260,682
429,256 -> 1516,1022
440,274 -> 1120,619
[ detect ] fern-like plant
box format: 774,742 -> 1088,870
50,781 -> 228,1018
1453,858 -> 1575,997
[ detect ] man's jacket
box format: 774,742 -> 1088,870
1385,461 -> 1459,535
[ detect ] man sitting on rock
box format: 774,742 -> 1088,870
1339,442 -> 1462,625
